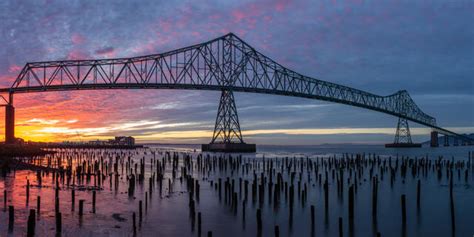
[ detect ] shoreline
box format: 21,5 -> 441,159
41,144 -> 144,149
0,144 -> 56,157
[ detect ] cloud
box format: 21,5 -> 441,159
0,0 -> 472,144
8,64 -> 22,73
71,33 -> 86,45
67,49 -> 89,60
25,118 -> 60,125
95,46 -> 115,56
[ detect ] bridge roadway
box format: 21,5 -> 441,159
0,33 -> 471,144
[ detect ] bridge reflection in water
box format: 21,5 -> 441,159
1,33 -> 472,149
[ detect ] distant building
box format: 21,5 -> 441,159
63,136 -> 137,147
114,136 -> 135,146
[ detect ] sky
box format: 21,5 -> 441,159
0,0 -> 473,145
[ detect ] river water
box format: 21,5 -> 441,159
0,144 -> 472,237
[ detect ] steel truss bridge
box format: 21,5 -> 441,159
1,33 -> 472,148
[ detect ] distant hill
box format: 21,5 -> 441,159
422,133 -> 474,145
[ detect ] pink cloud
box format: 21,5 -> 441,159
275,0 -> 291,11
232,10 -> 246,23
71,33 -> 86,45
264,15 -> 272,23
8,64 -> 22,73
67,49 -> 89,60
0,75 -> 16,88
234,4 -> 261,23
158,20 -> 172,32
191,31 -> 202,38
46,47 -> 57,53
229,1 -> 275,29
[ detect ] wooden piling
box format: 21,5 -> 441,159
145,192 -> 148,214
92,190 -> 96,213
372,177 -> 378,220
242,200 -> 246,223
274,225 -> 280,237
324,180 -> 329,213
139,200 -> 143,226
339,217 -> 343,237
133,212 -> 137,235
348,185 -> 354,221
79,199 -> 85,216
416,179 -> 421,209
71,189 -> 75,211
256,209 -> 262,233
8,205 -> 14,232
56,212 -> 62,234
198,212 -> 202,237
401,195 -> 406,225
27,209 -> 35,237
190,198 -> 195,231
26,179 -> 30,205
36,196 -> 41,217
450,172 -> 456,233
55,197 -> 60,214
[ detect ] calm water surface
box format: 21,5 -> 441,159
0,144 -> 472,237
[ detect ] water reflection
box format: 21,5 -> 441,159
0,146 -> 472,236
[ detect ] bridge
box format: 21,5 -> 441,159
1,33 -> 472,151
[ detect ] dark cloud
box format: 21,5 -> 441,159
94,46 -> 115,55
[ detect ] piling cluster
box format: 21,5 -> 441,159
1,148 -> 473,236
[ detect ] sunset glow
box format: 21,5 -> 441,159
1,1 -> 474,236
0,0 -> 472,144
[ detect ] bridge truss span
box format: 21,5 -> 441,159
6,33 -> 436,127
2,33 -> 471,146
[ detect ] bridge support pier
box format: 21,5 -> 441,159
202,90 -> 256,153
430,131 -> 439,147
5,93 -> 15,144
385,117 -> 421,148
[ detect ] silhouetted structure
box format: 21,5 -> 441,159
1,33 -> 473,148
385,117 -> 421,147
